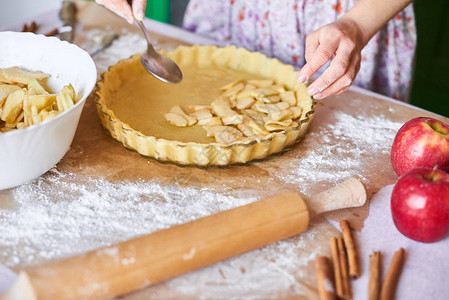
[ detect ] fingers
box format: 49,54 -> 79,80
312,59 -> 361,100
307,41 -> 358,96
304,31 -> 319,66
297,18 -> 365,99
133,0 -> 147,21
297,32 -> 339,84
311,74 -> 351,100
97,0 -> 134,23
298,32 -> 319,83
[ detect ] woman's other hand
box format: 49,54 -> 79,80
96,0 -> 147,23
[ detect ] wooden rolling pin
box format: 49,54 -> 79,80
3,177 -> 366,300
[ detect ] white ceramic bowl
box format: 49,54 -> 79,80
0,32 -> 97,190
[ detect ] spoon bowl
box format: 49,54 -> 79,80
137,20 -> 183,83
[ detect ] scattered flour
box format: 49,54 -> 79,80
0,169 -> 257,267
80,29 -> 147,77
0,169 -> 324,298
161,230 -> 322,299
272,111 -> 403,192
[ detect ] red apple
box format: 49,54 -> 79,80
391,167 -> 449,243
391,117 -> 449,177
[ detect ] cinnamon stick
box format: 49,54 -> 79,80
330,237 -> 344,298
27,21 -> 37,33
340,220 -> 360,279
337,237 -> 352,299
21,22 -> 38,33
45,28 -> 59,37
314,256 -> 336,300
369,250 -> 381,300
380,248 -> 405,300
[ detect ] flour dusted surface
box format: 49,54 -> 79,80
264,110 -> 403,194
1,170 -> 257,267
0,27 -> 415,299
0,108 -> 403,298
0,169 -> 331,299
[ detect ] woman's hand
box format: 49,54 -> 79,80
96,0 -> 147,23
298,0 -> 413,100
297,17 -> 366,100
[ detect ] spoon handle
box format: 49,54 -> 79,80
137,20 -> 157,53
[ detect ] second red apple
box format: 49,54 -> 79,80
391,167 -> 449,243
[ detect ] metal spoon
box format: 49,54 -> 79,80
137,20 -> 183,83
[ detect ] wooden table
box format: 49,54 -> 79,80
1,2 -> 448,299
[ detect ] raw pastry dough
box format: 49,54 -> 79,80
95,45 -> 316,166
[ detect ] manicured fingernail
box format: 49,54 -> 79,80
297,74 -> 307,83
313,92 -> 324,100
308,87 -> 320,96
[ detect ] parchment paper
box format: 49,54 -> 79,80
351,185 -> 449,300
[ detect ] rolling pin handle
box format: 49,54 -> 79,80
307,178 -> 367,217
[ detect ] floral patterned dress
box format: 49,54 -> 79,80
183,0 -> 416,101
